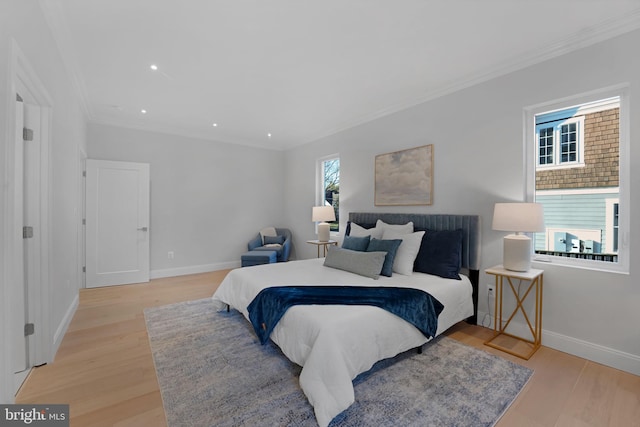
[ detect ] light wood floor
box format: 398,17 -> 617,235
16,271 -> 640,427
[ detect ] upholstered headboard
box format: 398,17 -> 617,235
347,212 -> 481,324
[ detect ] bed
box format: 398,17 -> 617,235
211,212 -> 481,426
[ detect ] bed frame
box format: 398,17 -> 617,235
348,212 -> 481,324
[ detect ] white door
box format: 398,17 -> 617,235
12,98 -> 27,380
86,160 -> 150,288
12,100 -> 43,392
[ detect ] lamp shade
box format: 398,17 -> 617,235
312,206 -> 336,222
492,203 -> 545,233
493,202 -> 545,272
312,206 -> 335,243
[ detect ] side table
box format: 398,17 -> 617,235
306,240 -> 338,257
484,265 -> 544,360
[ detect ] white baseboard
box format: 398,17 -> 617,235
477,310 -> 640,376
52,294 -> 79,361
543,330 -> 640,376
150,261 -> 241,279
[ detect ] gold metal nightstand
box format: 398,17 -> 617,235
306,240 -> 338,257
484,265 -> 544,360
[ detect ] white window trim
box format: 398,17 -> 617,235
535,116 -> 585,170
524,84 -> 630,274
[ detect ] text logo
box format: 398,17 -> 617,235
0,405 -> 69,426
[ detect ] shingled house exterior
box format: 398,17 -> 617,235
534,98 -> 620,261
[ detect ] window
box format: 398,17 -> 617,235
536,116 -> 584,168
525,87 -> 629,273
605,199 -> 619,254
317,156 -> 340,232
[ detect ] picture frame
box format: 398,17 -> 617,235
375,144 -> 433,206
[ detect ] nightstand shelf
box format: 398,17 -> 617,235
484,265 -> 544,360
306,240 -> 338,257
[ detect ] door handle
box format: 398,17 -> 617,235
137,227 -> 148,232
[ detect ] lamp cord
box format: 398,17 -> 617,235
481,279 -> 523,329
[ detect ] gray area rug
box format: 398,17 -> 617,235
144,299 -> 532,427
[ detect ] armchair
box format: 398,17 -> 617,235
247,227 -> 292,262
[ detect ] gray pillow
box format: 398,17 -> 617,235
323,246 -> 386,279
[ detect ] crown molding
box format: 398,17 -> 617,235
301,8 -> 640,146
38,0 -> 93,119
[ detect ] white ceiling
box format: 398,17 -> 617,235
41,0 -> 640,150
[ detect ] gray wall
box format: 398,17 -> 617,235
0,0 -> 87,402
88,124 -> 286,276
283,29 -> 640,374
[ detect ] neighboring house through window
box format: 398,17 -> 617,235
525,88 -> 629,273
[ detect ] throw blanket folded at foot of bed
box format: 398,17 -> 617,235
247,285 -> 444,345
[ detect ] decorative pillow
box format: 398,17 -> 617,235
414,229 -> 464,280
366,238 -> 402,277
382,230 -> 426,275
323,246 -> 386,279
348,222 -> 383,239
376,220 -> 414,235
259,227 -> 277,244
341,235 -> 371,252
263,235 -> 285,245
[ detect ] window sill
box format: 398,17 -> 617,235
532,256 -> 629,275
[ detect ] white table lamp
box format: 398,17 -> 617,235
492,203 -> 545,272
312,206 -> 336,242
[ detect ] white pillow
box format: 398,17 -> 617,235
349,222 -> 383,239
382,230 -> 425,275
259,227 -> 277,244
376,220 -> 414,235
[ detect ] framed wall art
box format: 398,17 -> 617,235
375,144 -> 433,206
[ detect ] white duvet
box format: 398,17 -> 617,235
211,258 -> 473,427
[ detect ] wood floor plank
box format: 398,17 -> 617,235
15,269 -> 640,427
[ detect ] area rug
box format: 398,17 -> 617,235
144,299 -> 533,427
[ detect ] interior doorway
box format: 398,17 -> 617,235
4,40 -> 53,397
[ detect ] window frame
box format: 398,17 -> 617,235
524,84 -> 630,274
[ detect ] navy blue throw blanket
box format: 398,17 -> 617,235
246,286 -> 444,345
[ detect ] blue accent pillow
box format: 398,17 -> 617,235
342,235 -> 371,252
413,229 -> 463,280
366,238 -> 402,277
263,235 -> 285,245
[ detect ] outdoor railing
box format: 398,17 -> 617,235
535,250 -> 618,263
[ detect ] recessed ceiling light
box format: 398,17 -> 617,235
212,123 -> 218,127
141,109 -> 147,114
267,133 -> 272,138
150,64 -> 158,71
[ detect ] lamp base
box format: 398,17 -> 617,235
503,234 -> 532,272
317,222 -> 330,242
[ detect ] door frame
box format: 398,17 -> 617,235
1,39 -> 53,401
